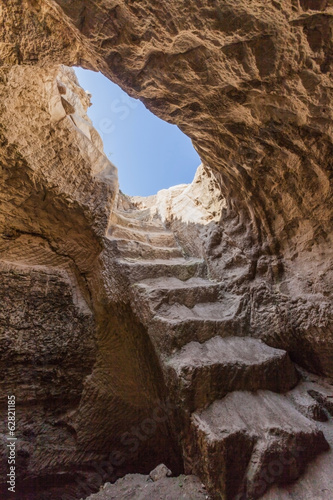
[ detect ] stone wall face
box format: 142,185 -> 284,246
0,1 -> 333,498
0,261 -> 96,494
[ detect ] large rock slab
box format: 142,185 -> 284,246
166,337 -> 298,411
185,390 -> 329,500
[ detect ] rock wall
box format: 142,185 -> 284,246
130,164 -> 226,258
1,0 -> 331,375
0,65 -> 181,498
0,1 -> 333,499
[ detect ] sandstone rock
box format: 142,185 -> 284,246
0,1 -> 333,498
287,384 -> 328,422
0,65 -> 181,498
185,390 -> 329,500
166,336 -> 298,411
149,463 -> 172,482
105,202 -> 332,500
84,472 -> 208,500
308,389 -> 333,417
132,164 -> 225,226
0,0 -> 332,381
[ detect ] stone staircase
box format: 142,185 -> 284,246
107,205 -> 330,500
108,208 -> 184,260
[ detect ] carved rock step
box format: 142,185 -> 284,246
109,224 -> 177,247
111,210 -> 166,232
133,276 -> 222,312
116,258 -> 207,284
147,295 -> 242,357
117,207 -> 153,220
186,391 -> 329,500
166,337 -> 298,411
156,296 -> 241,321
110,238 -> 183,260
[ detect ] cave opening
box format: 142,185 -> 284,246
74,67 -> 201,198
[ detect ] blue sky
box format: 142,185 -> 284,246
74,68 -> 200,197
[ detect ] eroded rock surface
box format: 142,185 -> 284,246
85,466 -> 208,500
95,196 -> 332,500
187,390 -> 329,500
0,1 -> 333,499
0,66 -> 181,499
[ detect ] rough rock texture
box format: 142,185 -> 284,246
132,164 -> 225,225
0,0 -> 332,370
15,0 -> 332,377
260,371 -> 333,500
131,164 -> 226,259
0,66 -> 182,499
109,200 -> 331,499
85,466 -> 208,500
0,260 -> 95,403
186,390 -> 329,500
0,1 -> 333,499
165,336 -> 299,411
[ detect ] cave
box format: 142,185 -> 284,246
0,1 -> 332,499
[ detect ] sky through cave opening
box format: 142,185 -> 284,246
74,68 -> 201,197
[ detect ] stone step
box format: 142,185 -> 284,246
117,207 -> 152,220
165,337 -> 298,411
111,238 -> 183,260
148,315 -> 241,359
185,390 -> 329,500
111,211 -> 166,232
146,294 -> 242,357
109,225 -> 177,248
116,258 -> 207,285
156,296 -> 241,321
132,277 -> 222,311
